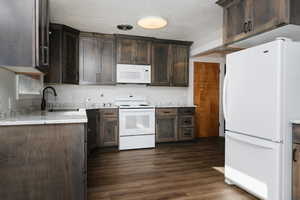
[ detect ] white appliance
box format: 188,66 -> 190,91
115,97 -> 155,150
117,64 -> 151,84
223,38 -> 300,200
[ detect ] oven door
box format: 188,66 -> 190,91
119,108 -> 155,136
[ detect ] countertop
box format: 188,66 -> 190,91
86,105 -> 196,109
0,109 -> 88,126
291,120 -> 300,125
49,103 -> 196,110
154,105 -> 196,108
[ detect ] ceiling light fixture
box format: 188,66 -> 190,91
137,16 -> 168,30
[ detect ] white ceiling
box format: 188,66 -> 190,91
50,0 -> 223,45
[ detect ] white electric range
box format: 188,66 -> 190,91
115,97 -> 155,150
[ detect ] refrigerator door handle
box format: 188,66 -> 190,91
223,73 -> 229,121
293,148 -> 298,162
227,132 -> 277,150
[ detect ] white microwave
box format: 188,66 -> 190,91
117,64 -> 151,84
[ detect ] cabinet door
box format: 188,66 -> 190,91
100,117 -> 119,147
251,0 -> 284,33
156,116 -> 178,142
293,144 -> 300,200
97,38 -> 116,85
79,37 -> 101,84
86,110 -> 98,151
135,40 -> 151,65
62,30 -> 79,84
223,0 -> 248,43
45,26 -> 62,83
178,127 -> 194,141
38,0 -> 50,70
172,45 -> 189,87
151,43 -> 171,86
117,38 -> 135,64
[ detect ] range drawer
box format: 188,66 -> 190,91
100,108 -> 118,117
178,116 -> 194,127
156,108 -> 177,116
178,107 -> 195,115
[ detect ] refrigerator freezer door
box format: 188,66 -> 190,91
225,41 -> 282,142
225,131 -> 281,200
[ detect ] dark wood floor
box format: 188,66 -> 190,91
87,138 -> 258,200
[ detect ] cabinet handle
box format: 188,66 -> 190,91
247,21 -> 252,32
42,46 -> 49,66
243,22 -> 248,33
293,148 -> 298,162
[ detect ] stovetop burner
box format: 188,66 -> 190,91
115,97 -> 153,109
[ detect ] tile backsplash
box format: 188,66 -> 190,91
47,84 -> 190,107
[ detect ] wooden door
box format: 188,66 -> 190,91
151,42 -> 171,86
172,45 -> 189,87
293,143 -> 300,200
100,117 -> 118,147
97,37 -> 116,85
194,62 -> 220,137
223,0 -> 248,43
79,36 -> 101,84
135,40 -> 151,65
62,30 -> 79,84
251,0 -> 283,33
117,38 -> 135,64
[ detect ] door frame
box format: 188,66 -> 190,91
190,58 -> 225,137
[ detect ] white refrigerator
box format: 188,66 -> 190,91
223,38 -> 300,200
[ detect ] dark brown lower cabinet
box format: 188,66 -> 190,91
87,109 -> 98,153
179,127 -> 195,141
0,123 -> 87,200
156,110 -> 178,142
99,109 -> 119,147
156,107 -> 195,143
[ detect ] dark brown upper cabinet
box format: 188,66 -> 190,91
0,0 -> 49,72
79,33 -> 116,85
116,35 -> 152,65
172,44 -> 190,87
216,0 -> 300,45
45,24 -> 79,84
151,40 -> 191,87
151,42 -> 172,86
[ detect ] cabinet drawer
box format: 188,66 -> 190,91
156,108 -> 177,116
100,109 -> 118,117
178,107 -> 195,115
179,116 -> 194,127
179,127 -> 194,141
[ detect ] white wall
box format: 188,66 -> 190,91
188,56 -> 226,137
0,68 -> 17,113
47,84 -> 190,106
0,68 -> 41,114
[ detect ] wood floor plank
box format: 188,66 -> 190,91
87,138 -> 258,200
